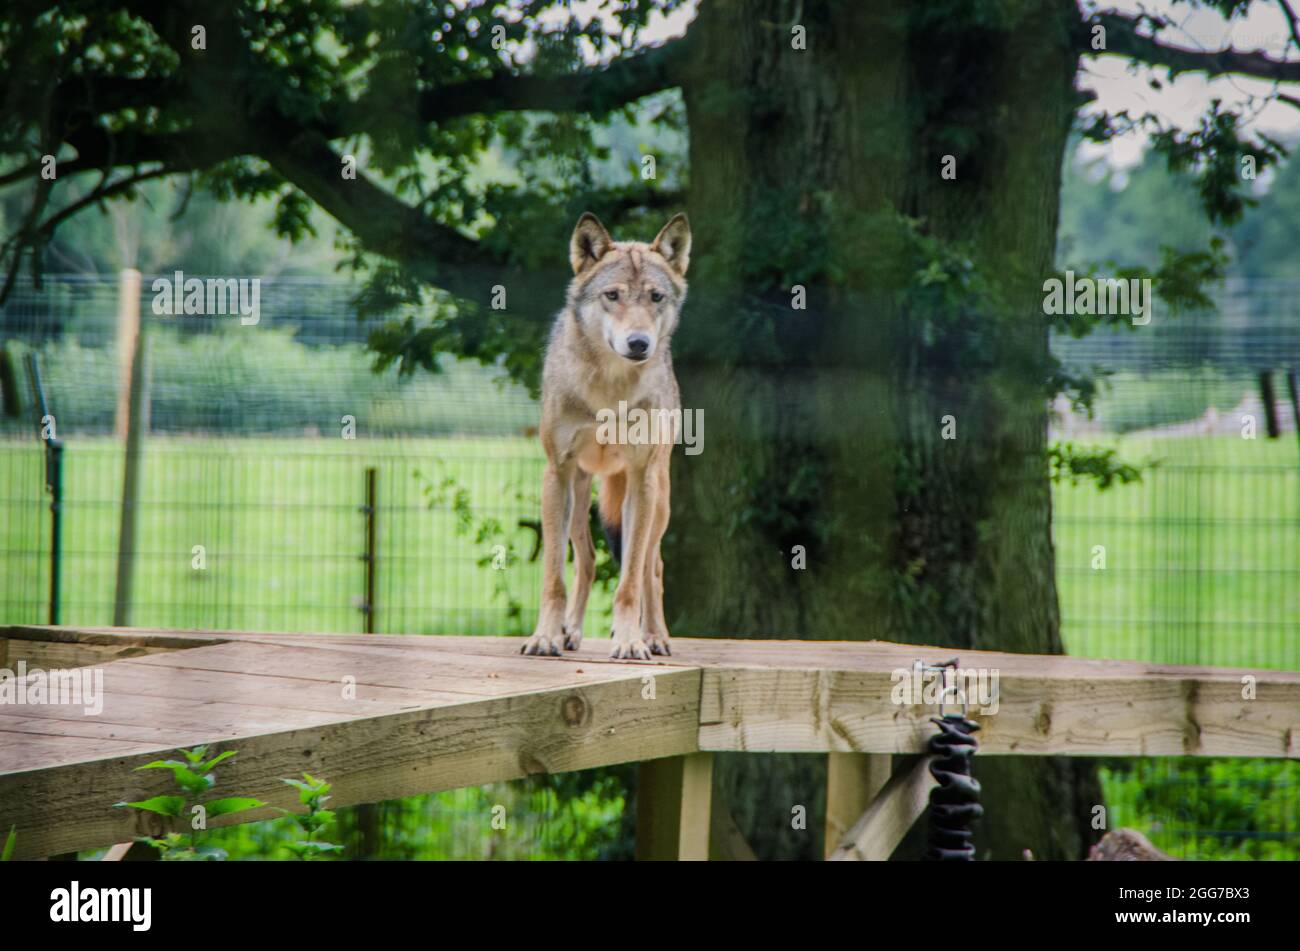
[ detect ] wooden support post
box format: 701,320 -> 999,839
102,841 -> 159,861
824,753 -> 891,858
709,782 -> 757,860
828,756 -> 933,861
112,269 -> 146,627
636,753 -> 712,861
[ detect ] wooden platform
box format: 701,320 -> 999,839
1,625 -> 1298,858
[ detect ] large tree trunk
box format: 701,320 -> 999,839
665,0 -> 1102,859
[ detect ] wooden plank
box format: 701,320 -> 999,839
2,625 -> 226,647
709,784 -> 756,861
103,659 -> 468,712
0,667 -> 702,859
0,689 -> 379,775
125,640 -> 640,697
0,711 -> 213,747
636,753 -> 713,861
828,756 -> 932,861
17,629 -> 1300,686
699,665 -> 1300,758
824,753 -> 890,858
2,640 -> 182,671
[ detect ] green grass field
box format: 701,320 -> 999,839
3,430 -> 1297,859
1,435 -> 597,637
4,431 -> 1296,666
1053,433 -> 1300,670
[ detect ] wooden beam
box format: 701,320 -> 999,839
828,756 -> 932,861
636,753 -> 713,861
1,667 -> 702,859
824,753 -> 890,858
699,659 -> 1300,759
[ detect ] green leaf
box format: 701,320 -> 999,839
198,750 -> 238,773
1,826 -> 15,861
202,797 -> 265,819
117,795 -> 186,818
135,761 -> 213,795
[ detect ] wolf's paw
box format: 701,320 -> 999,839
610,636 -> 653,661
562,624 -> 583,651
520,629 -> 564,657
644,631 -> 672,656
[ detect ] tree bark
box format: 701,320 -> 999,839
666,0 -> 1103,860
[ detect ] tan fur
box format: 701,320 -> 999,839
597,469 -> 626,533
520,213 -> 690,660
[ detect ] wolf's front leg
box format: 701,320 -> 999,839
521,463 -> 572,657
640,459 -> 672,655
561,470 -> 594,651
610,465 -> 656,660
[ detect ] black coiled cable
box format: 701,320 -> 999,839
923,714 -> 983,860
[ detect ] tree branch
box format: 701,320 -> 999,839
1090,11 -> 1300,83
2,2 -> 691,310
0,164 -> 176,304
1278,0 -> 1300,53
256,127 -> 503,302
415,39 -> 689,125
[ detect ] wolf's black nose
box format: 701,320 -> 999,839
626,334 -> 651,356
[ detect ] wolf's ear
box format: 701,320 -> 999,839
651,213 -> 691,276
570,213 -> 613,275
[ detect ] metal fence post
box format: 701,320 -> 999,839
24,352 -> 64,625
46,440 -> 63,625
361,466 -> 377,633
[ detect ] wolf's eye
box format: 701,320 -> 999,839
604,290 -> 619,301
650,290 -> 665,303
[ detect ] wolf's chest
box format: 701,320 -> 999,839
572,429 -> 632,476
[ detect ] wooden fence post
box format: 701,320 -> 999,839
636,753 -> 713,860
112,268 -> 146,627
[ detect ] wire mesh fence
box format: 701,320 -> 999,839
0,275 -> 589,638
1,273 -> 1297,859
1046,280 -> 1300,860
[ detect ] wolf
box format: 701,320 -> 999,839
520,212 -> 690,660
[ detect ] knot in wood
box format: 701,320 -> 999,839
561,693 -> 588,727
